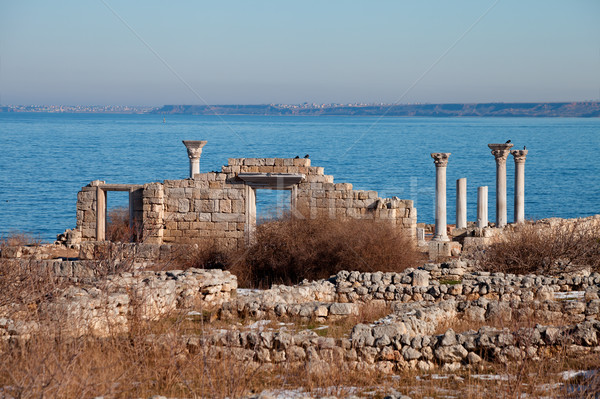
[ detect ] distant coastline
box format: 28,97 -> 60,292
2,102 -> 600,117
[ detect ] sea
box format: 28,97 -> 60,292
0,113 -> 599,242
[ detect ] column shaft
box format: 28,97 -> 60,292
488,143 -> 513,228
477,186 -> 488,228
189,157 -> 200,178
431,153 -> 450,242
496,160 -> 507,227
456,178 -> 467,229
511,149 -> 528,223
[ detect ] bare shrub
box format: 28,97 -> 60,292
161,242 -> 230,271
230,215 -> 422,288
105,206 -> 134,242
479,219 -> 600,275
0,258 -> 66,312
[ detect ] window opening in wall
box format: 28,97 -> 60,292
255,189 -> 291,224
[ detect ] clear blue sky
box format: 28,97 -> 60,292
1,0 -> 599,106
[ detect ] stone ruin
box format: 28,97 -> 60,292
72,140 -> 417,250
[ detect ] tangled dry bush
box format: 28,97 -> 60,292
0,258 -> 66,312
230,215 -> 422,288
105,207 -> 134,243
479,218 -> 600,275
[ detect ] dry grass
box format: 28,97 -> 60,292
2,315 -> 598,398
479,219 -> 600,275
105,207 -> 134,243
0,232 -> 41,248
230,215 -> 422,288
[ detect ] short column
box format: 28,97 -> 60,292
431,153 -> 451,242
477,186 -> 488,228
182,140 -> 208,178
511,149 -> 528,223
488,143 -> 514,227
456,178 -> 467,229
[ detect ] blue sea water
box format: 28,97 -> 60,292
0,113 -> 599,242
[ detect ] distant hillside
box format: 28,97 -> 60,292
154,102 -> 600,117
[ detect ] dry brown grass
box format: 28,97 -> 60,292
230,215 -> 422,288
479,219 -> 600,275
0,232 -> 41,248
105,207 -> 134,243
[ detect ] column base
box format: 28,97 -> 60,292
431,234 -> 450,242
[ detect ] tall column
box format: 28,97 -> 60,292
488,143 -> 514,227
456,178 -> 467,229
477,186 -> 488,228
182,140 -> 207,178
511,149 -> 528,223
431,153 -> 451,242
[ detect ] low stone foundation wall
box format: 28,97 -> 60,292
1,269 -> 237,339
184,319 -> 600,373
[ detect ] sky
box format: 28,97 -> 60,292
0,0 -> 599,106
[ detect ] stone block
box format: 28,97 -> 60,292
212,213 -> 244,223
220,199 -> 232,213
293,158 -> 310,167
178,199 -> 190,213
428,241 -> 462,259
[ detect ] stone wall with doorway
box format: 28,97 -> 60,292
74,158 -> 417,250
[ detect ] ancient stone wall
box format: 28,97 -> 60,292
74,158 -> 417,249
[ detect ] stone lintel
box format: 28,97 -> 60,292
95,184 -> 144,192
238,173 -> 305,188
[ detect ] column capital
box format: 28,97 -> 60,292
431,152 -> 451,167
488,143 -> 514,162
511,149 -> 528,163
182,140 -> 207,159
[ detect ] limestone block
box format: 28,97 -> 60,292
220,199 -> 232,213
232,199 -> 244,213
293,158 -> 310,167
167,188 -> 185,199
178,199 -> 190,213
212,213 -> 244,222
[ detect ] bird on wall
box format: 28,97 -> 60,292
294,155 -> 299,159
506,140 -> 511,144
304,154 -> 309,158
524,146 -> 527,150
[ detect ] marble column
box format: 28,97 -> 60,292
488,143 -> 514,227
431,153 -> 451,242
456,178 -> 467,229
511,149 -> 528,223
182,140 -> 208,178
477,186 -> 488,228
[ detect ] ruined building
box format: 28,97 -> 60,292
73,141 -> 417,249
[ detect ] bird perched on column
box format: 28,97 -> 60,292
506,140 -> 511,144
304,154 -> 309,158
294,155 -> 299,159
524,146 -> 526,150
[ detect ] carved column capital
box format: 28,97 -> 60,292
431,152 -> 451,167
182,140 -> 207,159
488,143 -> 514,163
511,149 -> 528,163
